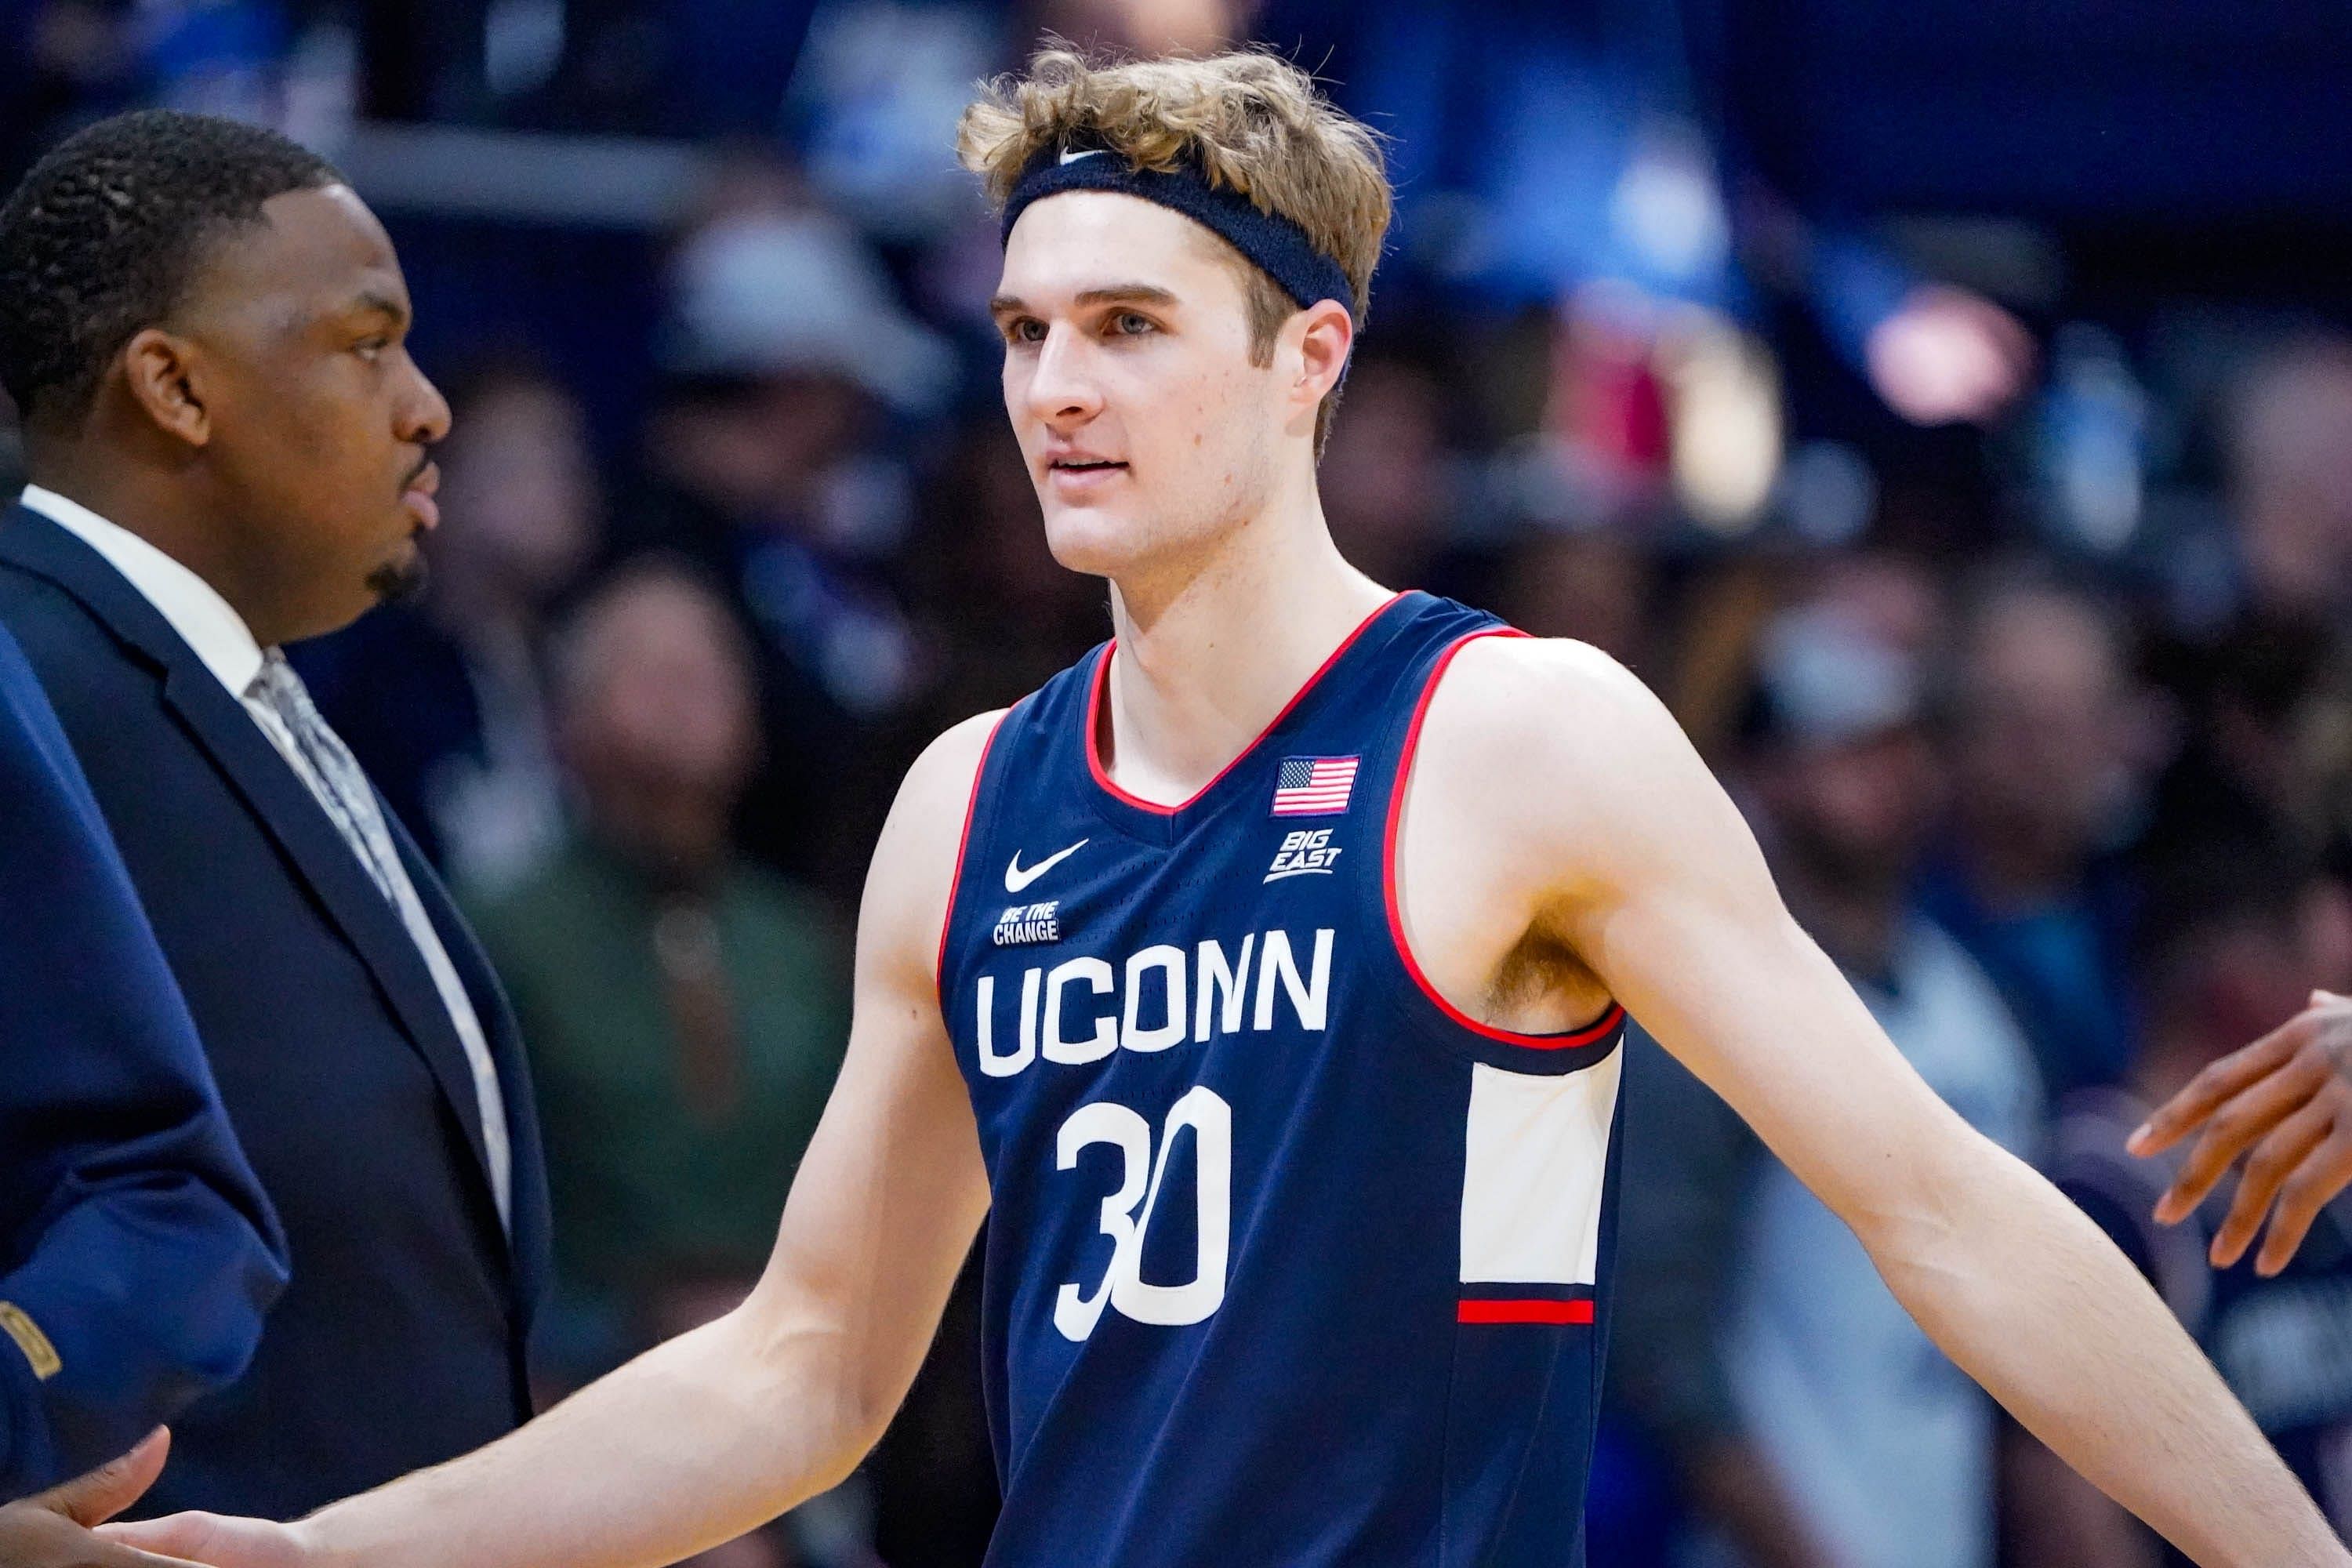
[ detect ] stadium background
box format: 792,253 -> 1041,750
8,2 -> 2352,1563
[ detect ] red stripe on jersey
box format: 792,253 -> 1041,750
1457,1299 -> 1596,1325
935,708 -> 1014,1004
1086,594 -> 1403,815
1383,630 -> 1627,1050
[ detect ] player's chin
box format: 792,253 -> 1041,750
365,536 -> 430,604
1040,506 -> 1149,577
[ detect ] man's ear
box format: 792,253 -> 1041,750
119,328 -> 212,450
1293,299 -> 1353,407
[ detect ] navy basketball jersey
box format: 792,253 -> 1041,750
938,591 -> 1629,1567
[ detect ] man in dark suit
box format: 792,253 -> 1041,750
0,111 -> 550,1521
0,618 -> 285,1519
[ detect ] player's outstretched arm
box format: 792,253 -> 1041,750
2128,989 -> 2352,1273
1425,638 -> 2347,1568
107,713 -> 1006,1568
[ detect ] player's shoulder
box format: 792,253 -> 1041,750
1427,632 -> 1683,764
1411,632 -> 1720,861
883,708 -> 1008,851
851,708 -> 1013,981
906,706 -> 1011,800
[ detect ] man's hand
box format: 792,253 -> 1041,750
2129,990 -> 2352,1275
0,1428 -> 204,1566
96,1510 -> 307,1567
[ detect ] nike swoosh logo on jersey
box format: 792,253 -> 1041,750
1006,838 -> 1089,893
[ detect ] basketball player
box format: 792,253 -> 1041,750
113,49 -> 2349,1568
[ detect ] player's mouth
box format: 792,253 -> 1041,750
401,459 -> 441,530
1047,456 -> 1128,496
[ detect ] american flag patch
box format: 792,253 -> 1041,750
1271,756 -> 1359,817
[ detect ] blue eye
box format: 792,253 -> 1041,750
1112,312 -> 1154,335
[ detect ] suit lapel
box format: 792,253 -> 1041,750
0,508 -> 506,1243
387,808 -> 550,1307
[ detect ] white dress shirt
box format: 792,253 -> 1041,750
17,484 -> 514,1231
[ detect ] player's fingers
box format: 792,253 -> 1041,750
31,1428 -> 170,1527
2152,1046 -> 2333,1223
2131,1018 -> 2310,1156
2255,1124 -> 2352,1276
2211,1098 -> 2336,1269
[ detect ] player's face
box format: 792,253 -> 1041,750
177,184 -> 449,641
993,191 -> 1287,579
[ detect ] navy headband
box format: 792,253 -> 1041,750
1001,144 -> 1354,318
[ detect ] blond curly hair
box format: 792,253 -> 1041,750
958,47 -> 1391,448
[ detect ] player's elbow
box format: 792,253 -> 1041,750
720,1288 -> 894,1475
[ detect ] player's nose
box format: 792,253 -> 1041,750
1024,323 -> 1105,426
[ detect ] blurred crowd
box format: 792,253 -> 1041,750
9,1 -> 2352,1566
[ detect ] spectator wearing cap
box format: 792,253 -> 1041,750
632,192 -> 953,901
1609,592 -> 2044,1568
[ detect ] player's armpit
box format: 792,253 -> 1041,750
1426,634 -> 1966,1225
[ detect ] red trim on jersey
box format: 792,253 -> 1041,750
1457,1299 -> 1596,1326
1385,630 -> 1627,1050
1084,592 -> 1407,815
935,710 -> 1013,1001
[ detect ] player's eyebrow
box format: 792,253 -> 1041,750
989,284 -> 1180,324
346,289 -> 411,329
1074,285 -> 1178,310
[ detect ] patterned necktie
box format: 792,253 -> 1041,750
245,651 -> 407,901
243,649 -> 514,1230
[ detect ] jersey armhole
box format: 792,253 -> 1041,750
935,709 -> 1014,1006
1381,627 -> 1626,1051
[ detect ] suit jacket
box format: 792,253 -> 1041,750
0,504 -> 550,1519
0,621 -> 288,1500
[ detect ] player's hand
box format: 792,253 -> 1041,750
0,1428 -> 206,1566
96,1507 -> 312,1568
2128,989 -> 2352,1275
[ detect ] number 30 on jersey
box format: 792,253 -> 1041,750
1054,1087 -> 1232,1341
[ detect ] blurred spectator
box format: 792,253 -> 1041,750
2223,336 -> 2352,626
2144,611 -> 2352,891
1,1 -> 144,184
1319,347 -> 1459,590
1919,573 -> 2155,1098
2013,840 -> 2352,1566
463,561 -> 848,1369
1490,524 -> 1653,672
634,187 -> 948,899
1723,602 -> 2045,1568
298,356 -> 597,891
907,415 -> 1106,723
1613,598 -> 2044,1568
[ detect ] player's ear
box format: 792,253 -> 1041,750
120,328 -> 213,450
1283,300 -> 1352,440
1293,300 -> 1353,406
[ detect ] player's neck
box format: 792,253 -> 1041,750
1098,499 -> 1390,807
